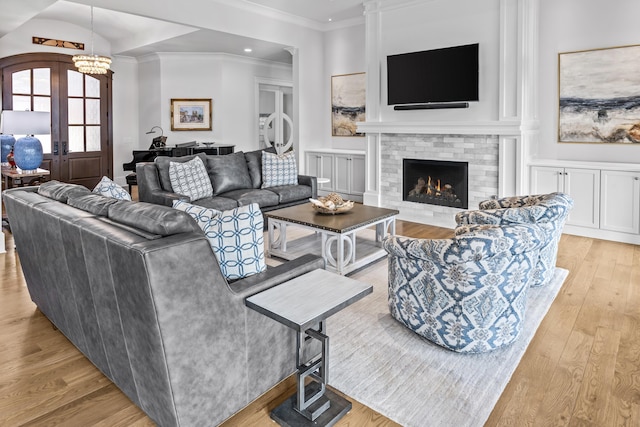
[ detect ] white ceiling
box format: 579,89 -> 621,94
4,0 -> 365,64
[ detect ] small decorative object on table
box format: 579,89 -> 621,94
310,192 -> 354,214
6,147 -> 16,169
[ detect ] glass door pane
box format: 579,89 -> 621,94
67,71 -> 101,153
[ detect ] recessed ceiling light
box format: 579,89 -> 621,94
328,18 -> 333,22
244,48 -> 252,53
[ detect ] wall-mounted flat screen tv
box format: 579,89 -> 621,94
387,43 -> 479,106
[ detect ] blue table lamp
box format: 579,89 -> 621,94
0,111 -> 50,171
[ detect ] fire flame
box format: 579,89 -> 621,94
425,176 -> 441,196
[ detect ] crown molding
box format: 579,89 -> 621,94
143,51 -> 292,69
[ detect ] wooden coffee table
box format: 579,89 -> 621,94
265,203 -> 399,275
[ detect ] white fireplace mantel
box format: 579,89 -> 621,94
357,120 -> 523,136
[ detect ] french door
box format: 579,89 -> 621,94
259,83 -> 293,154
1,53 -> 112,188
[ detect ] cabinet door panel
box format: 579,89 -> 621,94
600,170 -> 640,234
319,153 -> 334,191
334,155 -> 351,194
531,166 -> 564,193
564,168 -> 600,228
350,155 -> 366,196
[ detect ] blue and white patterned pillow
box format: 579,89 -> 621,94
169,156 -> 213,201
261,150 -> 298,188
92,176 -> 132,200
173,200 -> 221,229
173,200 -> 266,280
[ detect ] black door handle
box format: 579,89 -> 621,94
53,141 -> 59,155
62,141 -> 68,155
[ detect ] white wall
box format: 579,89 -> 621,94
0,18 -> 110,59
111,56 -> 139,185
323,23 -> 366,151
537,0 -> 640,163
379,0 -> 501,122
138,53 -> 292,154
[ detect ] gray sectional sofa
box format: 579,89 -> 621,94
3,182 -> 324,426
136,148 -> 317,211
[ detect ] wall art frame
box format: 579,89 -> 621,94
170,98 -> 212,131
331,72 -> 366,137
558,44 -> 640,144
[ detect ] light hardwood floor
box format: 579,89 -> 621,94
1,220 -> 638,426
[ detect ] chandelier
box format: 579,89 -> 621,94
72,6 -> 111,75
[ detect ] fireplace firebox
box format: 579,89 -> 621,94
403,159 -> 468,209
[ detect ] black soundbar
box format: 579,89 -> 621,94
393,102 -> 469,110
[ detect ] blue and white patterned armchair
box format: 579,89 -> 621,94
384,224 -> 545,353
455,192 -> 573,287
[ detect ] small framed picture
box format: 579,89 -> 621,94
170,98 -> 212,131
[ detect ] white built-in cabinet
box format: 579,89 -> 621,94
600,170 -> 640,234
530,160 -> 640,244
306,150 -> 365,202
530,166 -> 600,229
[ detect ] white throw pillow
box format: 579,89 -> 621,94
261,150 -> 298,188
92,176 -> 132,200
169,156 -> 213,201
173,200 -> 266,280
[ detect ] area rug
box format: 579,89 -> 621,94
327,261 -> 569,427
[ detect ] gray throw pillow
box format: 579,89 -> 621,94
205,151 -> 253,195
38,180 -> 91,202
245,147 -> 277,189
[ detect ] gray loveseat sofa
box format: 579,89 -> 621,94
3,182 -> 324,426
136,148 -> 317,211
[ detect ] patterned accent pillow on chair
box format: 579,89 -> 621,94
173,200 -> 266,280
261,150 -> 298,188
169,156 -> 213,201
93,176 -> 132,200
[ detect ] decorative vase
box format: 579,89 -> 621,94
13,136 -> 43,171
0,134 -> 15,164
6,147 -> 16,169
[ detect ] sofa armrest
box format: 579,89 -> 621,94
229,253 -> 325,299
298,175 -> 317,199
136,162 -> 189,206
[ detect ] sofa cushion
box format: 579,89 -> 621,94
93,176 -> 132,200
173,201 -> 266,279
68,193 -> 122,216
220,188 -> 279,208
205,152 -> 253,195
169,156 -> 214,201
191,196 -> 239,211
245,147 -> 276,189
262,150 -> 298,188
37,180 -> 92,202
156,153 -> 207,192
266,184 -> 312,204
108,201 -> 201,236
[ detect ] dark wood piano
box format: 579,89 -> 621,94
122,144 -> 235,193
122,148 -> 173,193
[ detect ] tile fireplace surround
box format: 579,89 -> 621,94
380,133 -> 499,227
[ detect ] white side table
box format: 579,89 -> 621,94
245,269 -> 372,426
